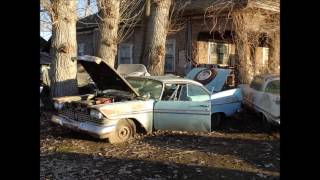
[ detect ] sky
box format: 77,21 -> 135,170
40,0 -> 98,40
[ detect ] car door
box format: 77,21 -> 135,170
262,79 -> 280,118
154,83 -> 211,132
245,76 -> 265,111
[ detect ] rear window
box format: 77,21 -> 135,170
265,80 -> 280,95
250,76 -> 264,91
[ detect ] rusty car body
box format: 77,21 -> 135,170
117,64 -> 151,77
51,56 -> 242,143
239,74 -> 280,125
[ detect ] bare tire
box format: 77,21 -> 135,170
211,113 -> 222,131
108,119 -> 136,144
194,68 -> 217,85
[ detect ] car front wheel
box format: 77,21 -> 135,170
108,119 -> 136,144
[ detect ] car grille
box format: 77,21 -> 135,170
60,108 -> 103,124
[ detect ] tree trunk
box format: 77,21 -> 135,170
144,0 -> 172,76
139,0 -> 151,64
268,31 -> 280,73
50,0 -> 78,97
235,32 -> 253,84
97,0 -> 120,67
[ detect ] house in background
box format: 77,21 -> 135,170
40,37 -> 52,87
76,0 -> 279,82
40,37 -> 47,51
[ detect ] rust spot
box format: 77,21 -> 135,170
101,103 -> 147,117
101,105 -> 127,116
131,103 -> 146,111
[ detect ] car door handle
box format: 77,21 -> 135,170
199,105 -> 209,107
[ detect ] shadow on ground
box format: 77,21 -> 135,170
142,132 -> 279,173
40,151 -> 279,180
218,110 -> 280,134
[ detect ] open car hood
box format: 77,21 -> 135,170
186,67 -> 231,93
117,64 -> 151,77
77,55 -> 139,97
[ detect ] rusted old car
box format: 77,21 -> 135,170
117,64 -> 151,77
51,56 -> 242,144
239,74 -> 280,125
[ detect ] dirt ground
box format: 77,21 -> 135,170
40,109 -> 279,180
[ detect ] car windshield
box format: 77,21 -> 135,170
250,76 -> 264,91
265,79 -> 280,95
126,77 -> 163,100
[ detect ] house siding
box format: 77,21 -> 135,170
75,0 -> 279,77
77,32 -> 95,56
76,18 -> 234,75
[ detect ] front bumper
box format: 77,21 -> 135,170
51,115 -> 116,139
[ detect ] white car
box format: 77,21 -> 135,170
117,64 -> 151,77
239,74 -> 280,125
40,86 -> 44,108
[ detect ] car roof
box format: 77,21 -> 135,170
126,75 -> 204,86
256,73 -> 280,81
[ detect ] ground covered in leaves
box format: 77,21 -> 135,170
40,110 -> 279,180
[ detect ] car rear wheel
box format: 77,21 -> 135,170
211,113 -> 222,131
108,119 -> 136,144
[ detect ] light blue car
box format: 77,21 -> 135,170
52,56 -> 242,144
185,67 -> 243,124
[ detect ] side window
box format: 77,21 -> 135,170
265,80 -> 280,94
162,84 -> 180,101
179,84 -> 209,101
179,85 -> 189,101
250,77 -> 264,91
188,84 -> 208,97
118,43 -> 133,64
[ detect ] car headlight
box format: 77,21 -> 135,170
54,102 -> 64,110
90,109 -> 103,119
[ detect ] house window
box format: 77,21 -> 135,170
165,39 -> 175,72
208,42 -> 217,64
118,43 -> 133,64
78,43 -> 85,56
262,47 -> 269,66
208,42 -> 232,65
